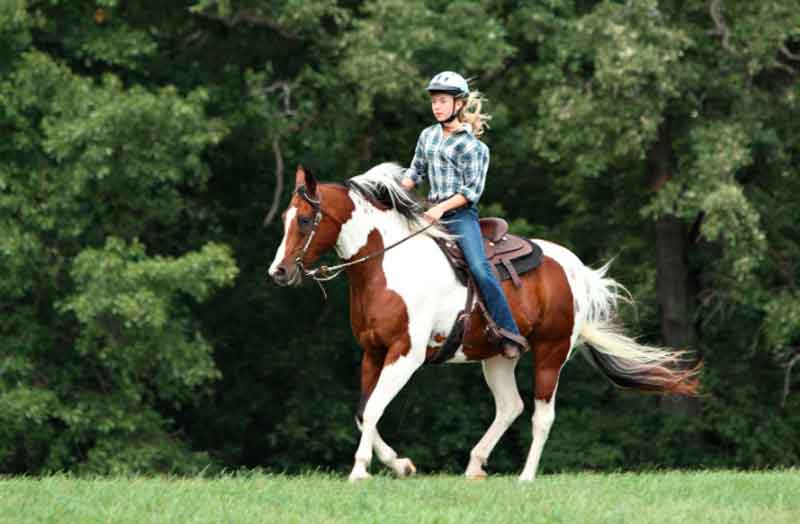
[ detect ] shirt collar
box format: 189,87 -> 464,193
438,122 -> 473,135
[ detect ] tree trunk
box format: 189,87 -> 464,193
648,123 -> 699,414
655,215 -> 693,349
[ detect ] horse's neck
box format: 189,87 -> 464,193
335,191 -> 414,261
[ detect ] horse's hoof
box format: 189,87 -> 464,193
518,473 -> 536,482
348,462 -> 372,482
348,471 -> 372,482
393,458 -> 416,478
465,457 -> 488,479
466,473 -> 488,481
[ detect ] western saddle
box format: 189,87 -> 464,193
429,217 -> 543,364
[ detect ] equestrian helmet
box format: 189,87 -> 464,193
426,71 -> 469,98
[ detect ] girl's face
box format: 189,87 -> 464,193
430,93 -> 463,121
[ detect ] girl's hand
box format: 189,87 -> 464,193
400,177 -> 415,191
424,206 -> 445,223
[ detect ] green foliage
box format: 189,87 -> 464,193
763,292 -> 800,358
340,0 -> 514,114
62,238 -> 236,401
533,0 -> 689,174
0,1 -> 236,474
0,0 -> 31,64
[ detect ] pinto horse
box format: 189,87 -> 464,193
268,163 -> 699,481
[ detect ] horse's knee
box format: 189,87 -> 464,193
498,397 -> 524,425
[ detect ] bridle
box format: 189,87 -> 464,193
290,184 -> 436,300
293,185 -> 325,273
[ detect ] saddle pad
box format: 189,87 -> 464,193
495,239 -> 543,281
435,236 -> 544,287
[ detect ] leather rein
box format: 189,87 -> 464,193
293,185 -> 436,300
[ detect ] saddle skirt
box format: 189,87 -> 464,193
436,217 -> 543,288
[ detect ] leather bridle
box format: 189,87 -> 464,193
293,185 -> 325,275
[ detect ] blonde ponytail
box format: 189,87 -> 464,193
459,90 -> 491,137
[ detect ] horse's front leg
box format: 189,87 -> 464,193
349,341 -> 424,482
356,350 -> 417,478
354,419 -> 417,478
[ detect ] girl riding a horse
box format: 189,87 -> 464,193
267,73 -> 699,482
401,71 -> 528,360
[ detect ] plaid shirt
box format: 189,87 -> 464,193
405,123 -> 489,206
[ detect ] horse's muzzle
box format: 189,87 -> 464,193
269,263 -> 303,287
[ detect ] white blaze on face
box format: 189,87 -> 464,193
269,206 -> 297,276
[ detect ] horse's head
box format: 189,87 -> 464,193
268,166 -> 349,286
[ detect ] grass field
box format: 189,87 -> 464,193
1,470 -> 798,523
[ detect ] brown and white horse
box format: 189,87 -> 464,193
268,163 -> 699,481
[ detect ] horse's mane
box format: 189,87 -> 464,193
345,163 -> 452,240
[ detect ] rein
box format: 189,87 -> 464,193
294,185 -> 437,300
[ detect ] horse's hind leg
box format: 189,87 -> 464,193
465,355 -> 524,479
519,338 -> 571,481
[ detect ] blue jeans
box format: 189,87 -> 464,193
442,206 -> 521,337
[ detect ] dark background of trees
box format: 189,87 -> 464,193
1,0 -> 798,475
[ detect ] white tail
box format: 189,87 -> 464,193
577,262 -> 700,395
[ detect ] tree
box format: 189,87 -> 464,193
0,2 -> 236,473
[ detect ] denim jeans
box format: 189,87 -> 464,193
441,206 -> 521,337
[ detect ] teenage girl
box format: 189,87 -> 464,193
401,71 -> 528,359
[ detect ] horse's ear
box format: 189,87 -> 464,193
294,164 -> 318,196
294,165 -> 307,189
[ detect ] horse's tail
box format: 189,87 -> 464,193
576,262 -> 701,397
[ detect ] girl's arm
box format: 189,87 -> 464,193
425,194 -> 468,222
403,130 -> 429,189
456,142 -> 489,206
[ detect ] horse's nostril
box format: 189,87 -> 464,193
270,265 -> 288,285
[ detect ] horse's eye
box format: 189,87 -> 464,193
298,216 -> 312,227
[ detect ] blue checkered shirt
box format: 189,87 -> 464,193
405,123 -> 489,206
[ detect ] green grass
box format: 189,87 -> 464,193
1,470 -> 798,523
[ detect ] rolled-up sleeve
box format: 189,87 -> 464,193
457,142 -> 489,205
405,130 -> 428,185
